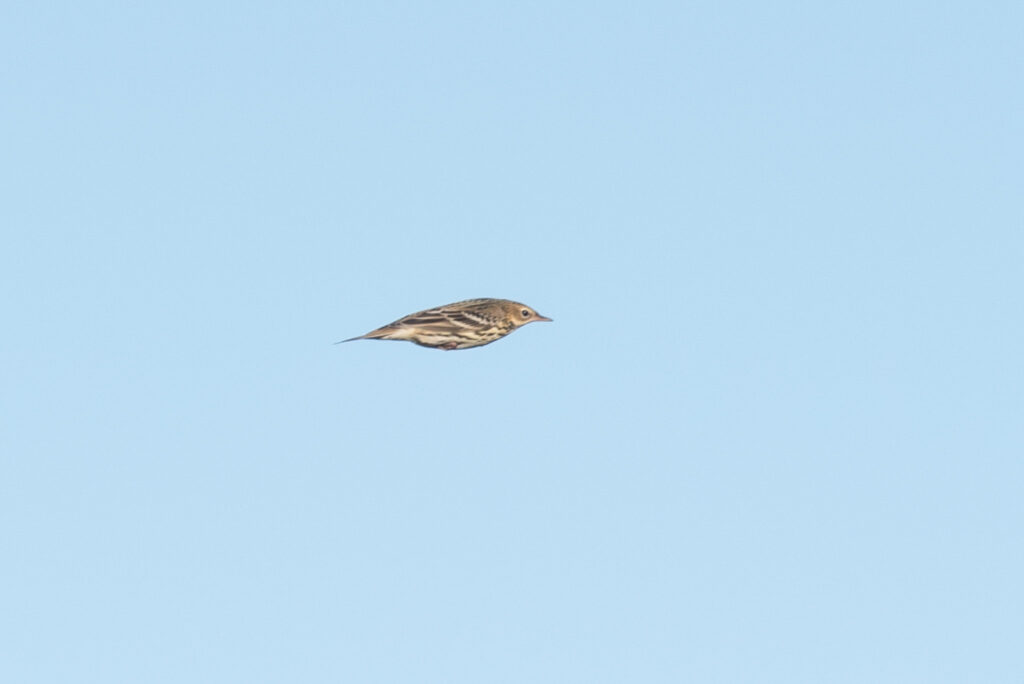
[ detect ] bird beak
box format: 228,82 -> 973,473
534,314 -> 553,322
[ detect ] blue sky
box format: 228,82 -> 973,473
2,2 -> 1022,682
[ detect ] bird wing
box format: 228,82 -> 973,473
395,306 -> 493,330
337,299 -> 502,343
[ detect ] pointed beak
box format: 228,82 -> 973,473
534,313 -> 553,322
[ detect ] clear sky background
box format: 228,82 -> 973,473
2,2 -> 1022,682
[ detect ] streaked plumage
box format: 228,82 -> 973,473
338,298 -> 552,350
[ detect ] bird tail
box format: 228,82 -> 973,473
334,327 -> 395,344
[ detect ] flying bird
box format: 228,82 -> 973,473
338,298 -> 552,350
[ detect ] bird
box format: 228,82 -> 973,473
338,298 -> 552,350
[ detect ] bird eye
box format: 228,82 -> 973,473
521,309 -> 531,317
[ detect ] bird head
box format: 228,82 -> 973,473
508,302 -> 552,327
